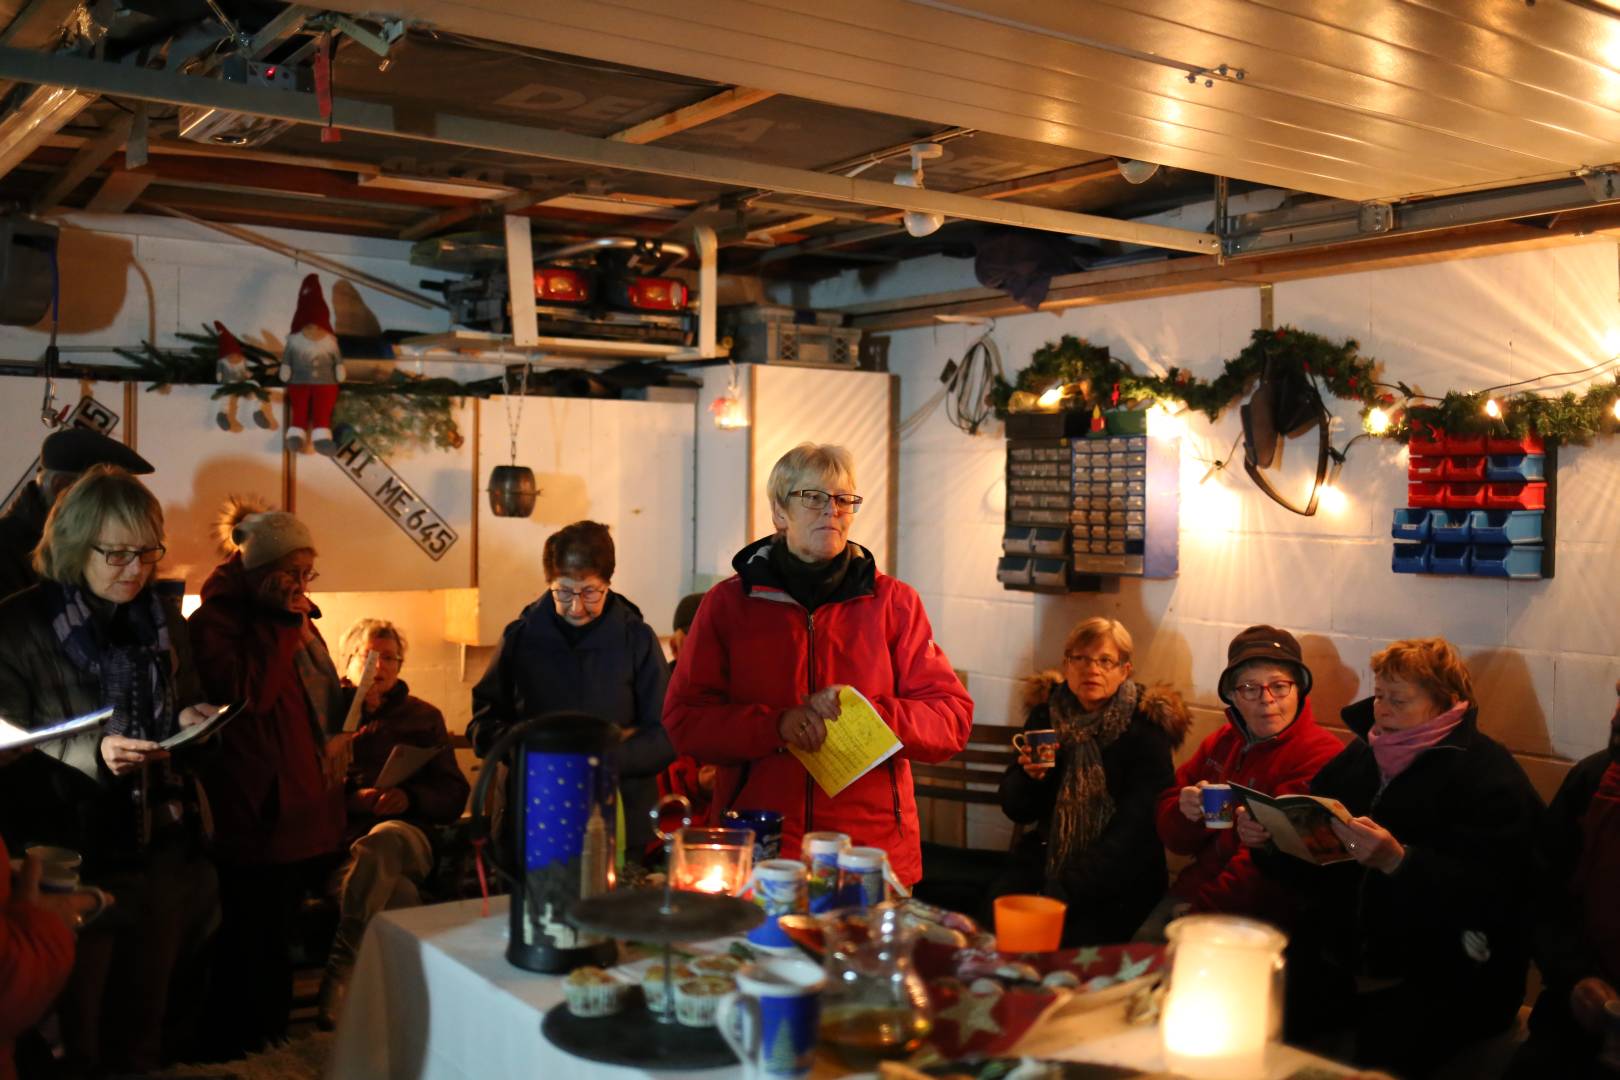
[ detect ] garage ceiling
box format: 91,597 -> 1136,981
0,1 -> 1617,297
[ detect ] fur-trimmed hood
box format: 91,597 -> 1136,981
1022,671 -> 1192,750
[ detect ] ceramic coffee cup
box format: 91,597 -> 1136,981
746,859 -> 809,953
1012,729 -> 1059,767
717,957 -> 825,1080
1201,784 -> 1236,829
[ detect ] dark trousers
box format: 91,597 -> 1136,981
202,856 -> 336,1058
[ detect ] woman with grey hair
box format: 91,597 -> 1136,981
664,442 -> 973,889
317,618 -> 468,1029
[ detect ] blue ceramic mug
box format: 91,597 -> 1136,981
723,808 -> 784,865
1201,783 -> 1235,829
717,957 -> 825,1080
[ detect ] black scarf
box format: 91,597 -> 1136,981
768,539 -> 851,612
1044,679 -> 1139,880
48,581 -> 177,742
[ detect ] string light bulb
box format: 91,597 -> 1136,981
1316,483 -> 1347,513
1364,406 -> 1391,435
1036,384 -> 1065,409
1483,397 -> 1502,419
709,361 -> 749,429
1612,397 -> 1620,422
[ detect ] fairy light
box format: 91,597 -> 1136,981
1612,398 -> 1620,422
1036,384 -> 1064,409
1483,397 -> 1502,419
1364,406 -> 1391,435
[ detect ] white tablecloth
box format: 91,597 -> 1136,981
328,896 -> 1353,1080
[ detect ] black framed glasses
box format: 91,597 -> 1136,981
1066,653 -> 1122,671
1233,680 -> 1296,702
92,544 -> 165,567
788,489 -> 863,513
551,586 -> 606,605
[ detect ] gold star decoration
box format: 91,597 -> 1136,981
936,988 -> 1004,1043
1071,946 -> 1102,969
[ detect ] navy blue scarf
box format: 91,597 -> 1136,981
48,581 -> 178,742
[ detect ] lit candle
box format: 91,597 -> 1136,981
671,828 -> 753,897
1160,915 -> 1286,1080
692,868 -> 729,894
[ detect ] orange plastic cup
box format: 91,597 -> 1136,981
993,894 -> 1066,953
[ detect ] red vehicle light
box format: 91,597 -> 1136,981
534,267 -> 589,303
625,276 -> 687,311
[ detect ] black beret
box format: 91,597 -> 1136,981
40,428 -> 154,475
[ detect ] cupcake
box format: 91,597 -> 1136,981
688,954 -> 743,977
564,966 -> 626,1018
674,975 -> 733,1027
641,962 -> 692,1018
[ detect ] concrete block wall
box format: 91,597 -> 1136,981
881,241 -> 1620,850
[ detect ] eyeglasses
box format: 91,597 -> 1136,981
272,567 -> 320,586
1066,654 -> 1123,671
551,586 -> 606,606
1233,680 -> 1297,702
92,544 -> 165,567
788,489 -> 863,513
370,653 -> 404,667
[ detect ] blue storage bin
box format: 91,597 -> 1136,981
1470,544 -> 1544,579
1428,544 -> 1472,574
1392,543 -> 1429,574
1485,454 -> 1546,482
1391,508 -> 1430,541
1467,510 -> 1543,545
1428,510 -> 1472,544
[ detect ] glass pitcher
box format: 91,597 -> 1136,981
816,903 -> 934,1066
1160,914 -> 1287,1080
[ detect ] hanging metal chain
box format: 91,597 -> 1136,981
500,361 -> 531,466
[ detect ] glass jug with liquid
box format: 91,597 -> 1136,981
816,903 -> 933,1066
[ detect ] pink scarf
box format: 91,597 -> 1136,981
1368,701 -> 1469,785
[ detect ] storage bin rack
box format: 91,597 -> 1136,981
999,412 -> 1179,592
1392,430 -> 1556,580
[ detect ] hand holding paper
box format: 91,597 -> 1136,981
788,686 -> 902,798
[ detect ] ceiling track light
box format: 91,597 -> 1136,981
894,142 -> 945,237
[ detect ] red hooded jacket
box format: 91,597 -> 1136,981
1,836 -> 74,1080
188,554 -> 346,864
664,538 -> 972,886
1155,699 -> 1343,921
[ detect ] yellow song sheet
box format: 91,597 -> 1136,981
789,686 -> 903,798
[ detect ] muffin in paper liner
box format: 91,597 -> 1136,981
563,966 -> 627,1018
688,953 -> 743,977
641,962 -> 693,1017
673,975 -> 733,1027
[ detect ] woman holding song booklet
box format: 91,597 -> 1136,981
1240,636 -> 1543,1077
663,443 -> 972,888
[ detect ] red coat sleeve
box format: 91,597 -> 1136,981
663,587 -> 785,764
866,584 -> 973,764
0,842 -> 75,1049
1157,731 -> 1218,855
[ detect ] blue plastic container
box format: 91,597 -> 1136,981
1467,510 -> 1543,546
1392,543 -> 1429,574
1391,508 -> 1431,542
1470,544 -> 1544,579
1428,510 -> 1472,544
1428,544 -> 1472,574
1485,454 -> 1546,482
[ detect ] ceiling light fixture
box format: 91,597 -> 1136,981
1115,158 -> 1161,184
893,142 -> 945,237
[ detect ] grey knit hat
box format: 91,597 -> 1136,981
232,511 -> 315,570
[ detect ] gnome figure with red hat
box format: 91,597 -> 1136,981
280,272 -> 345,454
214,320 -> 275,432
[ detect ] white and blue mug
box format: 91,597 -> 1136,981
745,859 -> 808,952
717,957 -> 825,1080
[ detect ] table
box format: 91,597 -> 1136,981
329,896 -> 1355,1080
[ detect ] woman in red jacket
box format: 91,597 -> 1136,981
664,443 -> 973,888
1141,625 -> 1343,937
2,842 -> 77,1080
189,505 -> 348,1057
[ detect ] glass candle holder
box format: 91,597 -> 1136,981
670,827 -> 754,896
1160,914 -> 1287,1080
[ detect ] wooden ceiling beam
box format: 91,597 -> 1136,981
33,112 -> 132,212
608,86 -> 774,144
84,169 -> 153,213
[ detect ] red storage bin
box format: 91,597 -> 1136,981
1444,482 -> 1486,508
1486,433 -> 1545,455
1442,455 -> 1486,481
1408,481 -> 1445,507
1444,433 -> 1487,454
1408,456 -> 1445,481
1485,481 -> 1547,510
1408,432 -> 1447,456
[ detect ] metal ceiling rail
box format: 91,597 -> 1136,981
0,46 -> 1219,255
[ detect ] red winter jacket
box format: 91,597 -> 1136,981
1,836 -> 74,1080
1155,699 -> 1343,922
664,538 -> 973,886
188,555 -> 346,865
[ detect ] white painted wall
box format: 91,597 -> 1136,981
882,240 -> 1620,848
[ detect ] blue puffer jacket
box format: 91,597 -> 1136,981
469,591 -> 673,851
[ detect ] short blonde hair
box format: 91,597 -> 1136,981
338,618 -> 408,672
1371,637 -> 1473,708
34,465 -> 163,585
767,443 -> 856,513
1062,616 -> 1134,664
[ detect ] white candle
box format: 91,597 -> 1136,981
1161,916 -> 1286,1080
